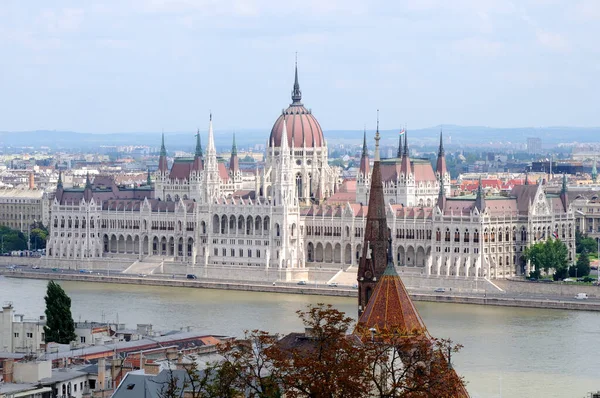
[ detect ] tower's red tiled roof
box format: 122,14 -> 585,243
355,263 -> 427,338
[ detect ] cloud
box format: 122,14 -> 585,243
37,8 -> 84,34
451,37 -> 506,57
536,29 -> 570,52
573,0 -> 600,21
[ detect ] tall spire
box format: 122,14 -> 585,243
397,131 -> 403,158
560,173 -> 569,212
359,127 -> 370,178
158,133 -> 168,173
85,172 -> 92,189
229,133 -> 239,174
362,127 -> 368,157
160,132 -> 166,157
436,129 -> 447,177
524,171 -> 529,185
374,110 -> 380,162
400,128 -> 412,177
592,157 -> 598,183
475,176 -> 485,212
231,132 -> 237,156
147,169 -> 152,185
291,54 -> 302,104
357,111 -> 389,316
57,170 -> 63,189
281,115 -> 289,150
207,112 -> 216,154
437,175 -> 446,210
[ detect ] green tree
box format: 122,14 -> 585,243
576,230 -> 597,254
575,251 -> 591,277
523,239 -> 569,279
0,226 -> 27,254
43,281 -> 77,344
30,227 -> 48,250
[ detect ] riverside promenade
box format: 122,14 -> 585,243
3,268 -> 600,312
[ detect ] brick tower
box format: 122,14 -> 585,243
357,116 -> 390,317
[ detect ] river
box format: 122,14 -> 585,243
1,276 -> 598,398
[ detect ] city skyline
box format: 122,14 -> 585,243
1,1 -> 599,133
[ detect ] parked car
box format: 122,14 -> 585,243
434,287 -> 446,293
297,280 -> 307,285
575,293 -> 588,300
352,284 -> 358,289
6,265 -> 16,270
32,265 -> 40,269
328,282 -> 338,287
186,274 -> 197,279
563,278 -> 575,282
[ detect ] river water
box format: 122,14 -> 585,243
1,276 -> 598,398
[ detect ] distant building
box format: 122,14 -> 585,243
527,137 -> 542,154
0,189 -> 49,233
0,304 -> 46,354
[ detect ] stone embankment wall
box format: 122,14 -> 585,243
3,271 -> 600,312
0,256 -> 131,271
495,278 -> 600,297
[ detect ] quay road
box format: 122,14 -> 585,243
3,264 -> 600,312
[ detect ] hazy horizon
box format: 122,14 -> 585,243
1,1 -> 599,133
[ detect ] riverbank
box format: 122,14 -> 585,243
3,270 -> 600,312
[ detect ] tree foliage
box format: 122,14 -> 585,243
576,230 -> 597,254
43,281 -> 77,344
212,304 -> 467,398
574,251 -> 591,277
0,225 -> 27,253
523,238 -> 569,279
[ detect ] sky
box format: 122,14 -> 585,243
0,0 -> 599,134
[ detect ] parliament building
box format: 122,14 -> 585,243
46,66 -> 575,279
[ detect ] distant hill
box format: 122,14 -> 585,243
1,125 -> 599,151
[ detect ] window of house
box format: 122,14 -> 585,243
27,332 -> 33,338
81,336 -> 86,343
14,332 -> 19,338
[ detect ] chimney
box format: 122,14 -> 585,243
143,362 -> 160,375
98,358 -> 106,390
165,348 -> 177,363
28,173 -> 35,190
3,359 -> 14,383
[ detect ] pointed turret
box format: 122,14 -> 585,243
437,176 -> 446,210
56,170 -> 64,203
560,174 -> 568,212
192,129 -> 204,171
474,176 -> 485,212
85,172 -> 92,189
400,129 -> 412,177
524,171 -> 529,185
359,128 -> 370,178
291,57 -> 302,105
229,133 -> 239,174
146,169 -> 152,186
158,133 -> 168,173
83,172 -> 93,202
357,113 -> 389,317
397,131 -> 403,158
207,113 -> 216,156
592,158 -> 597,183
436,129 -> 447,178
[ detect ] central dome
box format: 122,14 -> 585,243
268,65 -> 325,148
